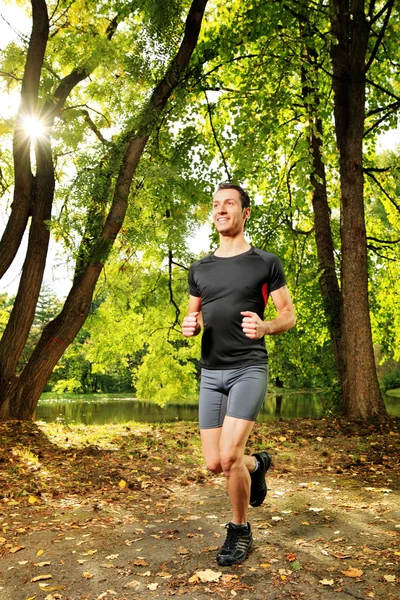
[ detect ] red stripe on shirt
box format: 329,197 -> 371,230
262,283 -> 269,307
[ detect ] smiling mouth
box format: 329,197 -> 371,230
217,217 -> 229,222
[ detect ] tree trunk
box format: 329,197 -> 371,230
329,0 -> 388,420
0,0 -> 209,421
0,0 -> 49,278
300,39 -> 346,393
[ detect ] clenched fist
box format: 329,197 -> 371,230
182,311 -> 201,337
241,311 -> 267,340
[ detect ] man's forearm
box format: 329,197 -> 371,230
263,310 -> 296,335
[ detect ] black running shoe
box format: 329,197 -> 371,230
250,451 -> 271,507
216,522 -> 253,566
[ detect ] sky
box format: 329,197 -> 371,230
0,3 -> 399,299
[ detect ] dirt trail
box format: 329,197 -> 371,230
1,418 -> 399,600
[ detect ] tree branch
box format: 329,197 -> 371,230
365,78 -> 400,102
203,90 -> 231,181
81,110 -> 108,144
365,0 -> 395,73
168,250 -> 181,329
366,236 -> 400,245
364,170 -> 400,213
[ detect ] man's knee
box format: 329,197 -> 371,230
205,459 -> 223,474
219,450 -> 242,475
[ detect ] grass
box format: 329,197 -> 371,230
386,388 -> 400,398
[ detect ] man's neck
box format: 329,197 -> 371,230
214,235 -> 251,257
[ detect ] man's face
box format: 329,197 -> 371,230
212,188 -> 250,237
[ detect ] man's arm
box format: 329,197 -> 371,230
241,286 -> 296,339
182,295 -> 203,337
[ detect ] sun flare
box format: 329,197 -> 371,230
23,116 -> 44,139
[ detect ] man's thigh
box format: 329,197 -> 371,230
226,364 -> 268,422
219,416 -> 255,460
199,369 -> 228,429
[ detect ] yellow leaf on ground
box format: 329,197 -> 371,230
319,579 -> 334,586
193,569 -> 222,583
87,549 -> 97,555
36,549 -> 45,557
119,479 -> 127,489
28,496 -> 38,504
31,574 -> 52,582
341,567 -> 363,578
82,572 -> 93,579
9,546 -> 25,553
221,574 -> 238,582
384,575 -> 396,582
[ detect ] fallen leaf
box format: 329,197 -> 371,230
286,553 -> 297,562
9,546 -> 25,553
147,583 -> 158,590
82,572 -> 93,579
37,549 -> 45,557
334,552 -> 351,560
319,579 -> 334,586
35,562 -> 51,567
221,574 -> 238,582
193,569 -> 222,583
87,549 -> 97,555
124,580 -> 141,589
133,559 -> 149,567
28,496 -> 38,504
31,574 -> 52,583
105,554 -> 119,560
383,575 -> 396,582
341,567 -> 363,578
119,479 -> 127,489
201,545 -> 219,553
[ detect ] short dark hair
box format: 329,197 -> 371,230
216,183 -> 250,210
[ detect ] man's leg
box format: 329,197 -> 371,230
219,416 -> 255,524
200,427 -> 223,473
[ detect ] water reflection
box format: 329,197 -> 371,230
35,392 -> 399,425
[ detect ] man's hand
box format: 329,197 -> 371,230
182,311 -> 201,337
240,311 -> 267,340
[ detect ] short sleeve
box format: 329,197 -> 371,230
188,263 -> 201,297
268,256 -> 287,293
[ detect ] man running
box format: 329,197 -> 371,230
182,183 -> 296,566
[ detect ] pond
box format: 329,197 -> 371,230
35,391 -> 400,425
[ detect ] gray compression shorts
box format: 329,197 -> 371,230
199,364 -> 268,429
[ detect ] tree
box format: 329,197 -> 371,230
183,0 -> 398,419
0,0 -> 209,420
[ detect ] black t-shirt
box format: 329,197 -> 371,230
188,246 -> 287,369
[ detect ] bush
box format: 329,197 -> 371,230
381,367 -> 400,391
